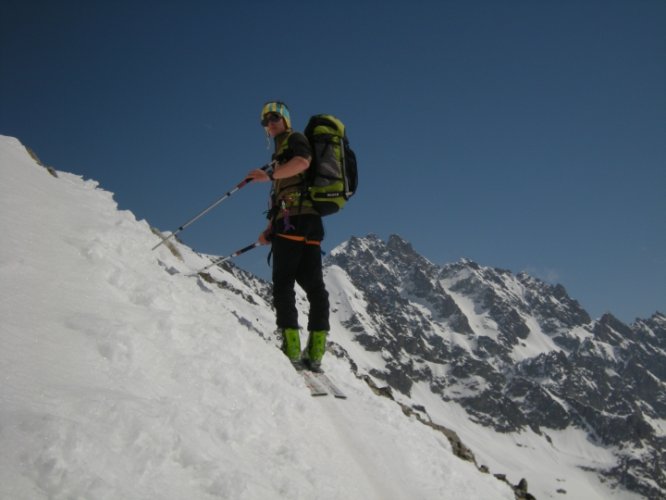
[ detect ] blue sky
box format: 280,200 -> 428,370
2,0 -> 664,323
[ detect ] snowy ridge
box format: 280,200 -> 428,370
0,135 -> 513,499
325,235 -> 664,500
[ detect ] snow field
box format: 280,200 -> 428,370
0,135 -> 513,499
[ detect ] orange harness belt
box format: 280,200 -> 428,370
276,234 -> 321,246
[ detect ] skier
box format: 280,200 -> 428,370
246,101 -> 329,372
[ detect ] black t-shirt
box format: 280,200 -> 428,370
270,131 -> 320,223
273,132 -> 311,164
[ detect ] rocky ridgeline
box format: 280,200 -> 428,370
325,234 -> 665,499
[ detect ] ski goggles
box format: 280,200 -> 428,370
261,113 -> 283,127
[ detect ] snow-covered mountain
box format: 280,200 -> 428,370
324,234 -> 665,500
0,135 -> 516,500
2,134 -> 663,500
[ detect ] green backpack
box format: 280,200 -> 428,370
303,114 -> 358,216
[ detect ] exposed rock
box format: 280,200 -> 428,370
324,234 -> 666,499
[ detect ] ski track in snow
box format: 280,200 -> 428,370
0,135 -> 513,499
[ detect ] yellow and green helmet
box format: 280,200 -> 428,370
261,101 -> 291,129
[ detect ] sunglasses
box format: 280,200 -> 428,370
261,113 -> 282,127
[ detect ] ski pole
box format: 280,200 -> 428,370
151,161 -> 274,251
190,242 -> 261,275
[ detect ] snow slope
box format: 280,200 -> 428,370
0,135 -> 513,500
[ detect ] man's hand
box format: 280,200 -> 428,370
246,168 -> 271,182
259,228 -> 272,245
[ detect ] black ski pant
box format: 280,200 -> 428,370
271,235 -> 330,332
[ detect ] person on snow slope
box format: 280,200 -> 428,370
246,101 -> 329,372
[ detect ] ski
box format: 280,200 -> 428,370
311,372 -> 347,399
300,370 -> 328,397
295,366 -> 346,399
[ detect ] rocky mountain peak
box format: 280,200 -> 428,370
324,234 -> 665,499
